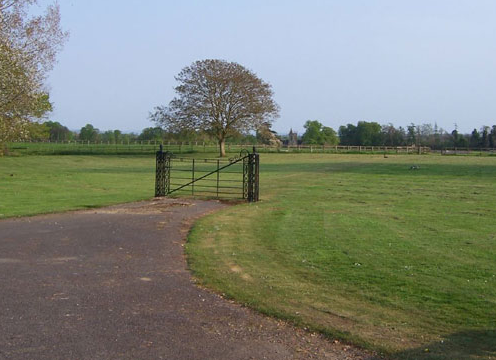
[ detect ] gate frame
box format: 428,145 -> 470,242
155,146 -> 260,202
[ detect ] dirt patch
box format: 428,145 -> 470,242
89,198 -> 193,215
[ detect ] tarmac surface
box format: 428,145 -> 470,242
0,198 -> 373,359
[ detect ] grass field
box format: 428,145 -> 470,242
1,153 -> 495,358
186,154 -> 496,359
0,155 -> 155,218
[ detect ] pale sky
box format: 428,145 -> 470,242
42,0 -> 496,134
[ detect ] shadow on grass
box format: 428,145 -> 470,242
388,329 -> 496,359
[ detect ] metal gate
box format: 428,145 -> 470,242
155,146 -> 259,202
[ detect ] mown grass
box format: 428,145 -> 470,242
0,155 -> 155,218
186,154 -> 496,359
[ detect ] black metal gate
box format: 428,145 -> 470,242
155,145 -> 259,202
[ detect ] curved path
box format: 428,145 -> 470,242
0,199 -> 372,359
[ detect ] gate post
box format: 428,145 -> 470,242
246,147 -> 260,202
155,145 -> 170,197
253,150 -> 259,202
247,154 -> 254,202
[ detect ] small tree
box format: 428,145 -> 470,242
490,126 -> 496,148
470,129 -> 481,148
0,0 -> 68,154
480,126 -> 490,148
256,121 -> 282,147
150,59 -> 279,157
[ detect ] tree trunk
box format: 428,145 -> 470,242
219,138 -> 226,157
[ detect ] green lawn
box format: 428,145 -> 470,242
1,153 -> 495,358
186,154 -> 496,359
0,155 -> 155,218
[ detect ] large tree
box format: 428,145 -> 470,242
150,59 -> 280,157
0,0 -> 67,154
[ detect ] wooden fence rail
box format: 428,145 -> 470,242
9,141 -> 431,155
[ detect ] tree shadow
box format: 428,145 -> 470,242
389,329 -> 496,359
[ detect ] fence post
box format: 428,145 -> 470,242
254,150 -> 259,202
247,153 -> 254,202
192,158 -> 195,195
216,159 -> 220,198
246,147 -> 260,202
243,155 -> 248,200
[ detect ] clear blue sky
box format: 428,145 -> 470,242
43,0 -> 496,134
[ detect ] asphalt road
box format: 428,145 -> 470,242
0,199 -> 372,360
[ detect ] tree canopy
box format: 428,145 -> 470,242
150,59 -> 279,156
44,121 -> 74,141
79,124 -> 99,142
338,121 -> 382,146
301,120 -> 338,145
138,127 -> 166,141
0,0 -> 67,154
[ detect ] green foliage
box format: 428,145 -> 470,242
138,127 -> 165,141
480,126 -> 490,148
470,129 -> 480,148
301,120 -> 338,145
44,121 -> 75,141
25,122 -> 50,141
0,1 -> 67,154
79,123 -> 99,142
490,126 -> 496,148
100,129 -> 123,143
382,124 -> 406,146
339,121 -> 382,146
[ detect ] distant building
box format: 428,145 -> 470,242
288,128 -> 298,146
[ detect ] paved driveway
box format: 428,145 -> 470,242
0,199 -> 371,359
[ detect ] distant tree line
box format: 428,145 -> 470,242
20,120 -> 496,150
21,122 -> 260,144
299,120 -> 496,149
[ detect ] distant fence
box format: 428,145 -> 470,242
438,148 -> 496,156
7,141 -> 431,156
